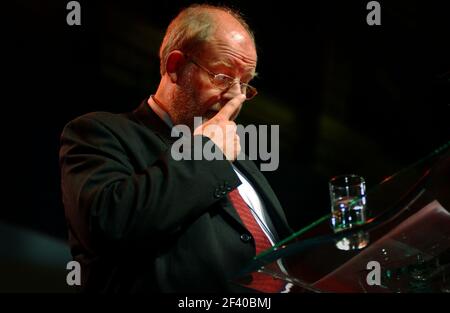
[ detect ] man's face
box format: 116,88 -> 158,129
172,13 -> 257,128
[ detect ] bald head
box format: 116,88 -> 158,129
159,4 -> 256,76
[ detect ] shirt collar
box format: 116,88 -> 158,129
148,95 -> 174,128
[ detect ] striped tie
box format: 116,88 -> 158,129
228,189 -> 285,293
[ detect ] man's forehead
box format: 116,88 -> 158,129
196,10 -> 257,75
204,38 -> 257,76
210,12 -> 257,55
214,29 -> 256,56
210,57 -> 257,78
229,31 -> 246,43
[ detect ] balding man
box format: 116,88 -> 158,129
60,4 -> 292,293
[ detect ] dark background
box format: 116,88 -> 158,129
2,0 -> 449,291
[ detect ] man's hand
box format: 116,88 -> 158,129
194,94 -> 246,161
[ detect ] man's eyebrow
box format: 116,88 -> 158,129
243,69 -> 258,81
210,60 -> 257,80
210,59 -> 234,68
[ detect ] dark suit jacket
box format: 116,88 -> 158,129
59,98 -> 292,293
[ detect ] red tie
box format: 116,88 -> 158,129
228,189 -> 286,293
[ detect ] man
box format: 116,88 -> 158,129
60,4 -> 292,293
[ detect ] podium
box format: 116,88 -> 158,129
235,144 -> 450,293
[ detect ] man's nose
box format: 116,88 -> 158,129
221,83 -> 242,101
227,80 -> 244,96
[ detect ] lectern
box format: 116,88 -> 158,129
236,144 -> 450,293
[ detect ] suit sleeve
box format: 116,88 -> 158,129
59,115 -> 240,248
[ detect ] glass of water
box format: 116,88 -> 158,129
329,174 -> 368,233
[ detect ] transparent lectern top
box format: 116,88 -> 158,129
235,143 -> 450,293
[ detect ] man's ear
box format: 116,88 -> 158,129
165,50 -> 186,83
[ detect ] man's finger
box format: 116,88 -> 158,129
214,94 -> 245,121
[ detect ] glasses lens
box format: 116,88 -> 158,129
213,74 -> 233,89
245,85 -> 257,100
213,73 -> 257,100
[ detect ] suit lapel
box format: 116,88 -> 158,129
131,98 -> 248,230
234,158 -> 292,240
131,98 -> 291,239
131,98 -> 177,145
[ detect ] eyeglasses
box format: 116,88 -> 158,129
187,56 -> 258,100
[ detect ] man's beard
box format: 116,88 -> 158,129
171,73 -> 207,129
171,89 -> 199,129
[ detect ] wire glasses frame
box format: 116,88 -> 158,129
187,56 -> 258,100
